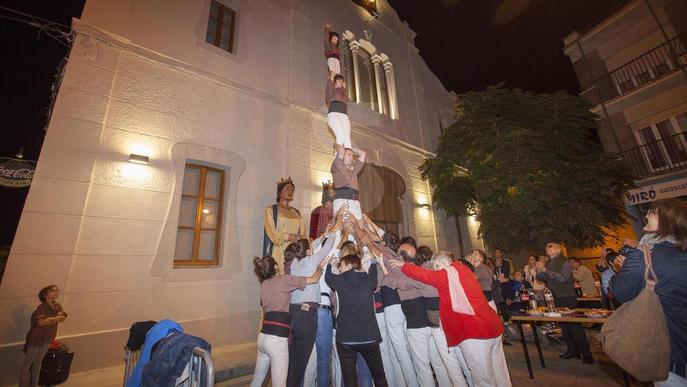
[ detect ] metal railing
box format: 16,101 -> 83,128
581,34 -> 687,105
619,131 -> 687,180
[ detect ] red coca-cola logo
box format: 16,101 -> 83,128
0,160 -> 35,188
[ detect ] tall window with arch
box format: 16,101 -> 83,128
377,61 -> 390,115
340,39 -> 356,101
357,48 -> 378,112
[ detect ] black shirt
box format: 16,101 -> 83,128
325,262 -> 381,343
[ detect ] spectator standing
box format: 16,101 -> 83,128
611,200 -> 687,387
536,243 -> 594,364
571,258 -> 598,296
19,285 -> 67,387
523,254 -> 546,292
493,249 -> 514,279
467,250 -> 495,306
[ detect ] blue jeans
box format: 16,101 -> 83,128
357,352 -> 373,387
315,307 -> 333,387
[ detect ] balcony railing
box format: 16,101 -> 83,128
619,131 -> 687,180
581,33 -> 687,105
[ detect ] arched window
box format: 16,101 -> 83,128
340,39 -> 356,101
375,59 -> 389,115
340,33 -> 398,119
357,48 -> 377,112
358,165 -> 406,236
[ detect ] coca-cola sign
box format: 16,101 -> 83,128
0,160 -> 35,188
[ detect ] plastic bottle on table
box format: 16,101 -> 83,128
544,289 -> 555,313
574,281 -> 583,297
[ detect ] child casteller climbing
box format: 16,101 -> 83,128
324,24 -> 341,74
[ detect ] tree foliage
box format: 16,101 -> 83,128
420,86 -> 634,252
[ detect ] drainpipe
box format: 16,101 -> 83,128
576,38 -> 622,152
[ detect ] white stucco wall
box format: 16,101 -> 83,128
0,0 -> 461,379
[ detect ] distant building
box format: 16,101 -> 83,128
0,0 -> 478,379
563,0 -> 687,233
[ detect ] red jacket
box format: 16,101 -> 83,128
402,261 -> 503,346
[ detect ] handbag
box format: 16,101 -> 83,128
599,244 -> 670,382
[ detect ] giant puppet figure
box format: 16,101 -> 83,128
263,177 -> 305,270
309,181 -> 336,239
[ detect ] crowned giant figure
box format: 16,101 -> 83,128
263,177 -> 305,271
309,181 -> 336,239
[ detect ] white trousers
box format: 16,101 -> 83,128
459,336 -> 511,387
384,304 -> 419,387
406,327 -> 436,387
655,372 -> 687,387
333,198 -> 362,221
250,333 -> 289,387
376,312 -> 404,387
303,347 -> 317,387
429,336 -> 451,387
452,343 -> 474,387
327,112 -> 351,149
328,57 -> 341,75
431,327 -> 470,387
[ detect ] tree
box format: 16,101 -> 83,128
421,86 -> 634,252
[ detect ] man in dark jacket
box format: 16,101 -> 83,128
536,242 -> 593,364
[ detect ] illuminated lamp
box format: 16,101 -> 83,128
128,154 -> 150,165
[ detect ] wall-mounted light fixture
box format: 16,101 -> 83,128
419,203 -> 431,210
128,154 -> 150,165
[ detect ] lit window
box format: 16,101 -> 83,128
340,34 -> 397,118
357,48 -> 377,111
341,39 -> 356,101
205,1 -> 236,53
377,61 -> 390,115
175,164 -> 225,267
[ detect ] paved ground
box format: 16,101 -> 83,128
65,330 -> 648,387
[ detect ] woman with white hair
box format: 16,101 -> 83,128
467,250 -> 496,310
390,251 -> 511,387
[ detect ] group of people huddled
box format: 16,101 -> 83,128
252,24 -> 510,387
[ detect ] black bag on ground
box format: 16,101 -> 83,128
39,349 -> 74,386
127,320 -> 157,351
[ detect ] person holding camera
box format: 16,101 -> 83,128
611,200 -> 687,386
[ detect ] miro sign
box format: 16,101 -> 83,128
624,177 -> 687,205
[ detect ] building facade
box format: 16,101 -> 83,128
0,0 -> 474,380
563,0 -> 687,234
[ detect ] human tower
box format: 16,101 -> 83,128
252,24 -> 510,387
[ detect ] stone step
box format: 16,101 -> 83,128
211,343 -> 256,383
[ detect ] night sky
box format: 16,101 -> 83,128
0,0 -> 627,246
388,0 -> 629,93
